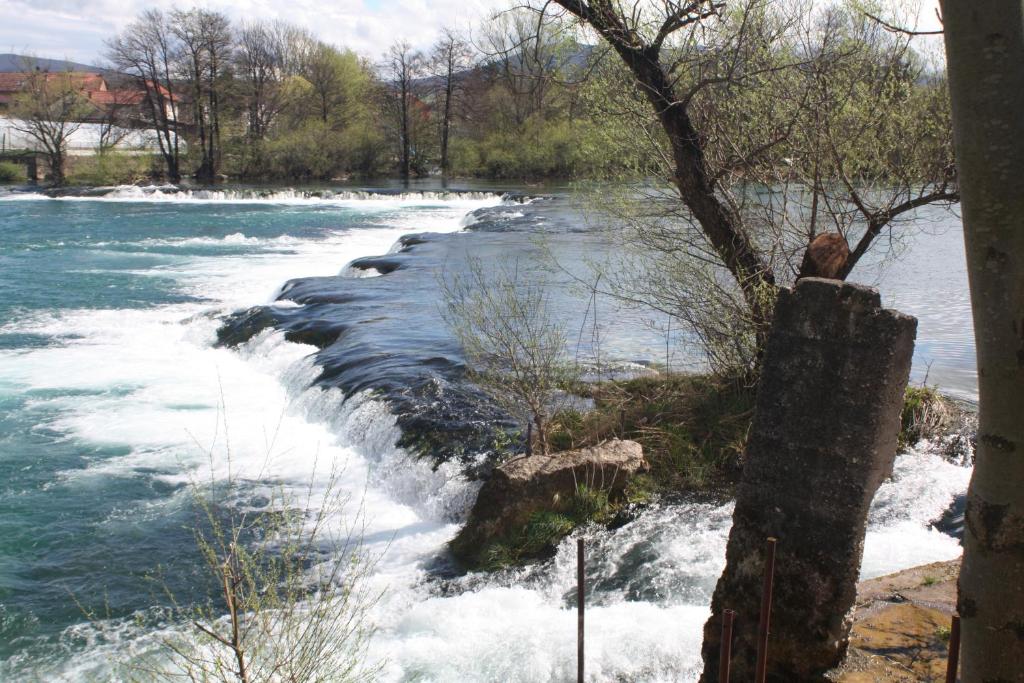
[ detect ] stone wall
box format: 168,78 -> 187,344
700,278 -> 917,682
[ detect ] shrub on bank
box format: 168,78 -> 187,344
550,374 -> 756,494
233,122 -> 389,180
0,161 -> 24,182
68,154 -> 157,185
449,116 -> 638,179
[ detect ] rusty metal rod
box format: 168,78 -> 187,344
755,537 -> 777,683
577,537 -> 585,683
718,609 -> 736,683
945,613 -> 961,683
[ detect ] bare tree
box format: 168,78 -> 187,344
172,8 -> 232,183
384,42 -> 423,180
536,0 -> 957,371
235,21 -> 294,142
941,1 -> 1024,678
106,9 -> 183,183
479,9 -> 578,127
9,69 -> 90,186
441,258 -> 578,456
430,29 -> 475,179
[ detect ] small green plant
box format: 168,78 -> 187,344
137,465 -> 383,683
0,161 -> 23,183
922,575 -> 939,587
935,625 -> 952,641
571,484 -> 611,524
900,385 -> 953,450
521,511 -> 575,555
479,483 -> 617,570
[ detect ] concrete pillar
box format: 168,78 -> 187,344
700,278 -> 917,682
25,155 -> 38,184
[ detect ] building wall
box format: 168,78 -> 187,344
0,116 -> 174,155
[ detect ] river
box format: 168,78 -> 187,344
0,182 -> 973,681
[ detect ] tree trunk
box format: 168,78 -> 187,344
400,78 -> 411,180
48,149 -> 65,186
549,3 -> 777,340
441,51 -> 454,178
941,2 -> 1024,680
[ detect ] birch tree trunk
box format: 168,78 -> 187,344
941,2 -> 1024,679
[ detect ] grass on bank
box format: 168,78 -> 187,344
480,484 -> 613,571
551,373 -> 756,496
0,161 -> 23,182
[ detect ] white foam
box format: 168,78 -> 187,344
0,185 -> 507,208
0,191 -> 972,682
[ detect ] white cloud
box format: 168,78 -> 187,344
0,0 -> 948,68
0,0 -> 508,66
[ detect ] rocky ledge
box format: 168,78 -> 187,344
830,559 -> 960,682
450,439 -> 649,567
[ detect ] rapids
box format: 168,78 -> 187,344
0,184 -> 972,681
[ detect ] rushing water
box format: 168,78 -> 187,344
0,184 -> 973,681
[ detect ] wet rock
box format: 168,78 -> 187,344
701,278 -> 918,682
830,559 -> 959,682
450,439 -> 648,565
216,306 -> 284,347
349,256 -> 403,274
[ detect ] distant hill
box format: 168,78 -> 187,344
0,53 -> 121,80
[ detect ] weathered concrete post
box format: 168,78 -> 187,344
25,155 -> 39,184
699,278 -> 917,682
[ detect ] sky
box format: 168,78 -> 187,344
0,0 -> 945,68
0,0 -> 509,65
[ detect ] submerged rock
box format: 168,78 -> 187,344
450,439 -> 648,566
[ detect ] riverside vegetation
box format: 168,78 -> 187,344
463,371 -> 969,570
440,251 -> 971,570
6,0 -> 953,196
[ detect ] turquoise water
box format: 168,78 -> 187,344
0,189 -> 510,677
0,187 -> 975,681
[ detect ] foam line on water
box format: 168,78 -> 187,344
0,185 -> 510,207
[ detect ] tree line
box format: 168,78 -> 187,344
12,2 -> 954,194
98,7 -> 638,184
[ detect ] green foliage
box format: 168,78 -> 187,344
0,161 -> 23,183
240,120 -> 387,180
549,373 -> 755,494
450,116 -> 636,179
481,484 -> 616,570
571,484 -> 611,524
521,511 -> 575,556
68,154 -> 155,185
